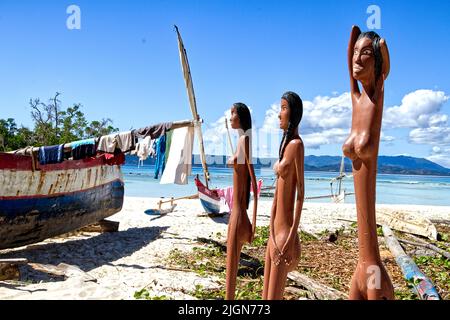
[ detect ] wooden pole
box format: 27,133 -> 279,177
174,25 -> 210,189
157,194 -> 199,209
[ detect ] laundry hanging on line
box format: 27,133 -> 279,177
97,131 -> 135,154
217,179 -> 263,212
160,126 -> 195,185
133,122 -> 173,140
154,134 -> 167,179
38,144 -> 64,165
70,138 -> 96,160
133,136 -> 155,167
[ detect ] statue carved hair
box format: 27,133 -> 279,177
279,91 -> 303,161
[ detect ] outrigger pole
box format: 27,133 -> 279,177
174,25 -> 210,189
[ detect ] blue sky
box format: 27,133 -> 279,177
1,0 -> 449,167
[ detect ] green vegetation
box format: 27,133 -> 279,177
165,224 -> 449,300
134,288 -> 169,300
414,255 -> 450,299
252,226 -> 269,247
394,288 -> 418,300
0,92 -> 118,151
376,226 -> 384,236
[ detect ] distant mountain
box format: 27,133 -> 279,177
302,155 -> 450,176
125,154 -> 450,176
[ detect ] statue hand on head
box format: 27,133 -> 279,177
379,38 -> 390,79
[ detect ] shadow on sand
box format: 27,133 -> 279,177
0,226 -> 168,284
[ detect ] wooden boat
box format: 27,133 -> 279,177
0,152 -> 124,250
194,176 -> 221,214
0,119 -> 195,250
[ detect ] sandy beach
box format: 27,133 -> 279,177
0,197 -> 449,300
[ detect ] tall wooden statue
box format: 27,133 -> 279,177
226,103 -> 258,300
263,92 -> 305,300
342,25 -> 394,300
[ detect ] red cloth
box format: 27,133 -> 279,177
217,179 -> 263,212
98,152 -> 125,166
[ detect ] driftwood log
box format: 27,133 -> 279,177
29,262 -> 97,282
0,258 -> 28,281
398,238 -> 450,260
196,237 -> 263,275
80,219 -> 119,233
287,271 -> 348,300
430,219 -> 450,226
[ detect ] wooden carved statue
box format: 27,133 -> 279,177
226,102 -> 258,300
263,92 -> 305,300
342,25 -> 393,300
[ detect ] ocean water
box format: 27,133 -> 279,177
122,164 -> 450,206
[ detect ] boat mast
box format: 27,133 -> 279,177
174,25 -> 210,188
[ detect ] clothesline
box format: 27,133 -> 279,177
26,119 -> 196,154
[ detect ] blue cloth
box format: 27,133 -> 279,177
71,138 -> 95,149
72,144 -> 97,160
154,135 -> 166,179
38,144 -> 64,165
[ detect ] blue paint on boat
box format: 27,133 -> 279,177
0,179 -> 124,249
199,198 -> 220,214
0,180 -> 124,222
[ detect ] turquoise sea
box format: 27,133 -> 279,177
122,164 -> 450,206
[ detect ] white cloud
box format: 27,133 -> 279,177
432,146 -> 441,154
427,150 -> 450,169
301,93 -> 352,134
380,132 -> 395,143
200,89 -> 449,161
261,104 -> 280,132
302,128 -> 349,149
384,90 -> 449,128
260,92 -> 394,153
409,126 -> 450,146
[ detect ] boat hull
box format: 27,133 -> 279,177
194,177 -> 221,214
0,153 -> 124,250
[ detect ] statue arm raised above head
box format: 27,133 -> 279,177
348,25 -> 362,98
380,38 -> 390,79
374,39 -> 390,103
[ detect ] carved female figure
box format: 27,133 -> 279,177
262,92 -> 304,300
226,103 -> 258,300
342,26 -> 393,300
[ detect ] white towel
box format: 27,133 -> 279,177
135,136 -> 153,161
97,134 -> 117,153
97,131 -> 134,153
160,126 -> 194,185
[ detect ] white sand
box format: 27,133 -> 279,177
0,197 -> 448,300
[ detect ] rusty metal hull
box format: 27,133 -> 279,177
0,153 -> 124,250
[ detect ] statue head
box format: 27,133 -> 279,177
279,91 -> 303,160
230,102 -> 252,132
353,31 -> 383,83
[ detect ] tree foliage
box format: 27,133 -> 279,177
0,93 -> 119,151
